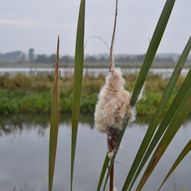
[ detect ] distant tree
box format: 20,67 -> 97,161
97,54 -> 109,63
61,55 -> 74,63
35,54 -> 49,63
19,53 -> 27,63
28,48 -> 35,62
154,56 -> 175,64
115,55 -> 128,63
85,55 -> 98,63
49,54 -> 57,63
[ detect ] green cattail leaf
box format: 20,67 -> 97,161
135,70 -> 191,190
96,155 -> 110,191
130,0 -> 176,106
97,0 -> 176,190
128,46 -> 191,190
123,36 -> 191,191
70,1 -> 86,191
48,36 -> 60,191
158,139 -> 191,191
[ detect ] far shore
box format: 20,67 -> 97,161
0,73 -> 187,118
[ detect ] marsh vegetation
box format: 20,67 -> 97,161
0,73 -> 185,117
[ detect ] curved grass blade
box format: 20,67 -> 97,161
70,1 -> 86,191
48,36 -> 60,191
123,37 -> 191,190
97,0 -> 176,190
158,139 -> 191,191
135,75 -> 191,190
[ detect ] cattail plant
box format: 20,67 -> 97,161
94,1 -> 135,190
94,66 -> 135,190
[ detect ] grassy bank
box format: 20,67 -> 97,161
0,73 -> 184,117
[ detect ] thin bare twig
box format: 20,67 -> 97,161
109,0 -> 119,72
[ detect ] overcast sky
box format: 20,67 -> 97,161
0,0 -> 190,55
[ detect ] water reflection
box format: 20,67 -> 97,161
0,113 -> 190,136
0,114 -> 191,191
0,113 -> 95,137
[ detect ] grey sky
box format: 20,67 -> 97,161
0,0 -> 190,55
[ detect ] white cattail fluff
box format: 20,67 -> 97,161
108,151 -> 114,159
94,67 -> 135,133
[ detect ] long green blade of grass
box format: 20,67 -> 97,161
97,155 -> 110,191
123,37 -> 191,190
130,0 -> 176,106
158,139 -> 191,191
128,57 -> 191,191
48,36 -> 60,191
97,0 -> 176,190
135,70 -> 191,190
70,1 -> 86,191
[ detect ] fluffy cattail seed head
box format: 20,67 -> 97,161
94,67 -> 135,133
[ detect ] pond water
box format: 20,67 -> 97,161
0,114 -> 191,191
0,68 -> 189,78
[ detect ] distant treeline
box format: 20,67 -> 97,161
0,49 -> 191,68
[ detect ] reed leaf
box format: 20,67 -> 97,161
97,155 -> 110,191
130,0 -> 176,106
158,139 -> 191,191
48,37 -> 60,191
135,70 -> 191,190
70,1 -> 86,191
97,0 -> 176,190
129,57 -> 191,191
123,36 -> 191,190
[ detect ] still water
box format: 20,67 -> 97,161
0,68 -> 189,78
0,114 -> 191,191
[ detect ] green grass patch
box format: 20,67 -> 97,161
0,73 -> 184,117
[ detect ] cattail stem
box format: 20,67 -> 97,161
107,127 -> 120,191
109,162 -> 114,191
108,137 -> 115,191
109,0 -> 119,71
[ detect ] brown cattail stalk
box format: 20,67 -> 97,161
108,138 -> 114,191
109,162 -> 114,191
109,0 -> 118,72
108,0 -> 119,190
94,1 -> 136,191
107,127 -> 121,191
